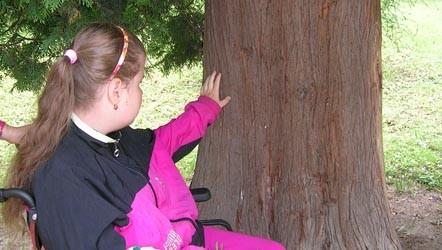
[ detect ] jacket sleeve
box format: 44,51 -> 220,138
154,96 -> 221,156
33,167 -> 127,250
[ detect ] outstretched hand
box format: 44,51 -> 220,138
0,122 -> 29,145
201,71 -> 231,108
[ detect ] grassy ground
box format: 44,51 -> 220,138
382,0 -> 442,192
0,1 -> 441,249
0,1 -> 441,192
0,78 -> 36,184
0,66 -> 202,185
132,66 -> 201,182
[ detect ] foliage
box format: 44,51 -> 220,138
0,0 -> 204,91
0,0 -> 408,91
382,0 -> 442,192
1,0 -> 440,193
382,0 -> 405,44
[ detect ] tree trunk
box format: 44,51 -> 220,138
192,0 -> 401,249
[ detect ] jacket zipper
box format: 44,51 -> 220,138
109,156 -> 159,208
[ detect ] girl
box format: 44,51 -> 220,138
1,23 -> 285,250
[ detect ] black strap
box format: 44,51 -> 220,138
170,217 -> 204,246
191,220 -> 205,247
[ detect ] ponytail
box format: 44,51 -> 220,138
1,22 -> 146,232
2,57 -> 75,231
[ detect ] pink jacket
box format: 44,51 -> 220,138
115,96 -> 221,249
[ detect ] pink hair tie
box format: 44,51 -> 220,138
64,49 -> 78,64
0,120 -> 5,137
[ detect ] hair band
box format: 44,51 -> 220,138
64,49 -> 78,64
108,26 -> 129,80
0,120 -> 6,137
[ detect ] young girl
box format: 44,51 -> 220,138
1,23 -> 285,250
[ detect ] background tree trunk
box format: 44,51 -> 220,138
192,0 -> 401,249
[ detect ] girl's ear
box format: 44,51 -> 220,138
107,78 -> 125,108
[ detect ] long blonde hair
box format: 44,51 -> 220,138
2,23 -> 146,231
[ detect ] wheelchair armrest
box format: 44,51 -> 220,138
0,188 -> 36,210
1,188 -> 42,248
190,187 -> 211,202
198,219 -> 233,231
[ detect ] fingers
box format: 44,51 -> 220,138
201,70 -> 231,108
208,71 -> 216,91
201,71 -> 216,95
201,75 -> 209,94
219,96 -> 231,108
214,72 -> 221,97
207,71 -> 216,93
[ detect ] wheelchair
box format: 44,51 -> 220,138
1,140 -> 231,249
0,186 -> 232,249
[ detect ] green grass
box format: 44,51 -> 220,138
382,0 -> 442,192
1,1 -> 441,193
0,76 -> 37,184
0,66 -> 202,186
132,66 -> 202,183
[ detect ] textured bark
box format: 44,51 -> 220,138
192,0 -> 401,249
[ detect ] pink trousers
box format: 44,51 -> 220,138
203,227 -> 286,250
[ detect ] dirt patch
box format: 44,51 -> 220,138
1,186 -> 441,249
387,186 -> 442,250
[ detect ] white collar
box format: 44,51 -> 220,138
71,113 -> 116,143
